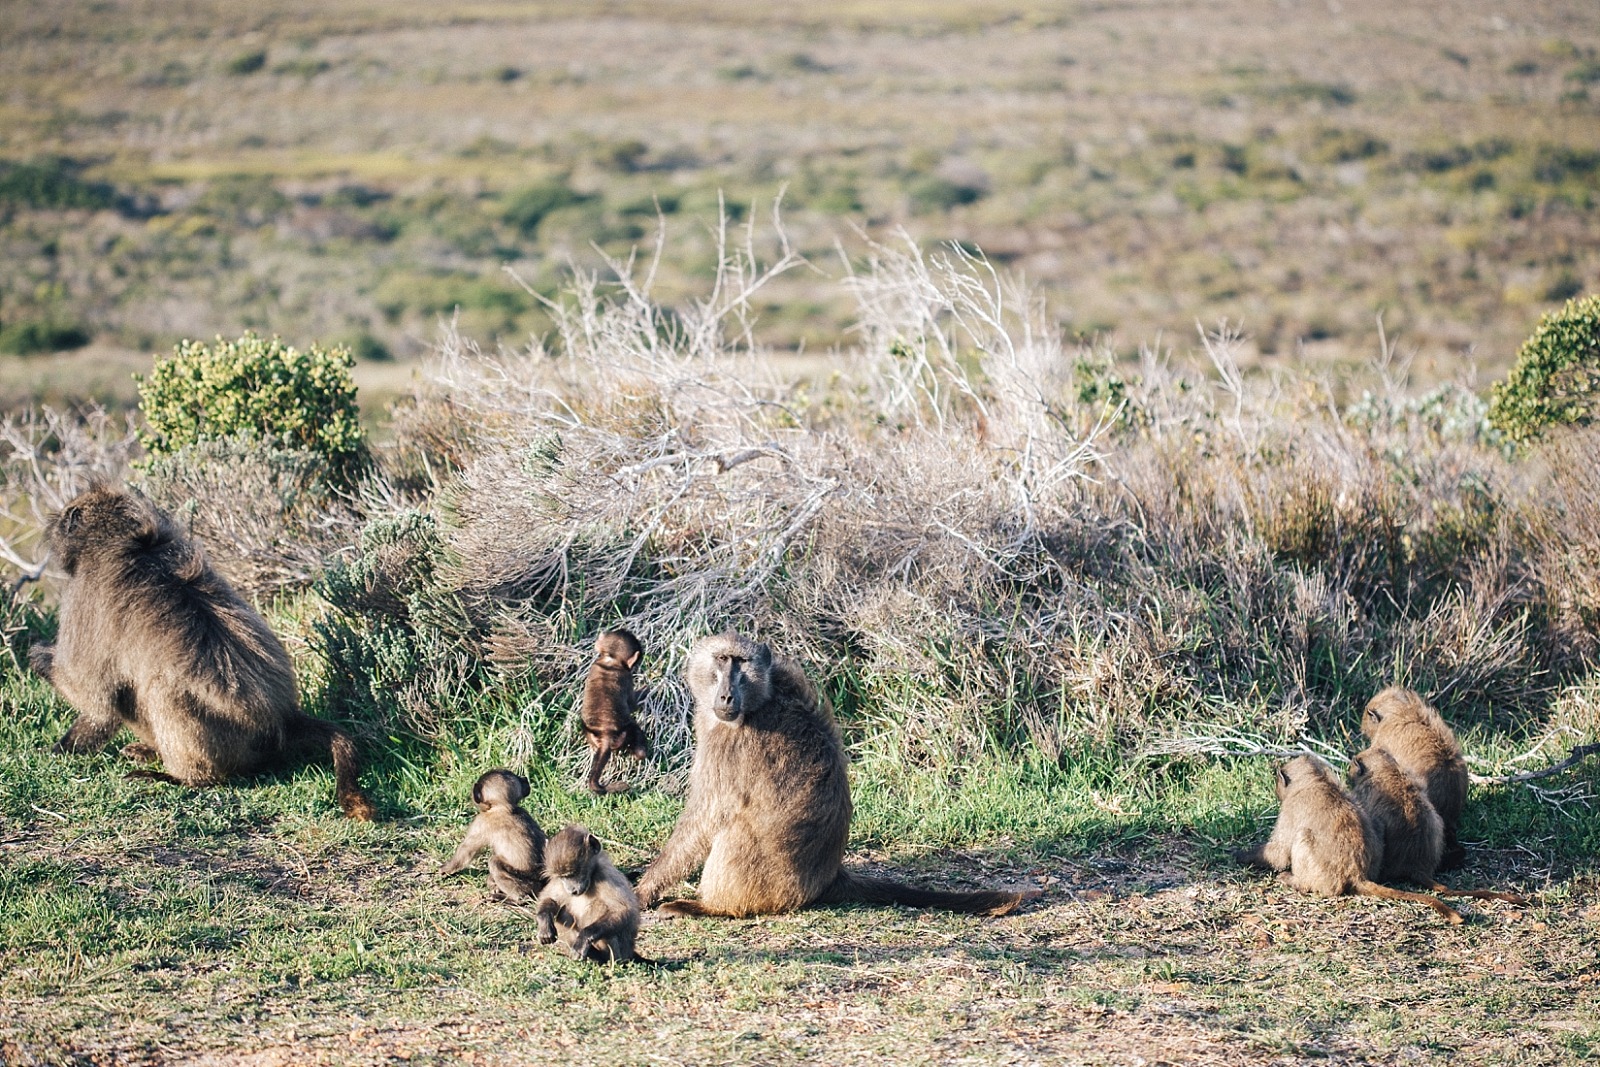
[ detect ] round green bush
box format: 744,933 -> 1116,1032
1488,292 -> 1600,445
136,332 -> 368,484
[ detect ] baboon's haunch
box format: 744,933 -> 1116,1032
537,824 -> 642,963
33,486 -> 375,819
1348,747 -> 1526,906
1237,754 -> 1462,924
635,632 -> 1038,918
1361,686 -> 1470,869
439,769 -> 548,901
580,629 -> 649,795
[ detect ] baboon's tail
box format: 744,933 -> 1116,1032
1427,883 -> 1529,906
1354,880 -> 1463,924
288,715 -> 377,821
821,870 -> 1040,916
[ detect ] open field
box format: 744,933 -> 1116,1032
2,0 -> 1599,390
3,2 -> 1600,1063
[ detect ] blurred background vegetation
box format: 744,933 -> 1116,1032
0,0 -> 1596,412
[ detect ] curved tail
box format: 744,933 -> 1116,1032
821,869 -> 1039,916
289,715 -> 377,821
1355,880 -> 1462,924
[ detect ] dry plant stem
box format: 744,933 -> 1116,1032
1470,743 -> 1600,786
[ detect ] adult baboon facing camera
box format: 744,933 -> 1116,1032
439,769 -> 547,901
31,485 -> 375,819
1360,687 -> 1470,869
1236,754 -> 1462,924
635,632 -> 1038,918
580,629 -> 650,795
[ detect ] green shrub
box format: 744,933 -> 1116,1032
224,49 -> 268,76
0,320 -> 90,355
0,158 -> 118,212
136,332 -> 368,484
501,179 -> 589,237
1488,293 -> 1600,444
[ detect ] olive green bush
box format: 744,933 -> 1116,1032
135,332 -> 369,485
1488,293 -> 1600,444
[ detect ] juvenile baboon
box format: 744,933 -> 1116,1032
1236,754 -> 1462,924
32,486 -> 375,820
635,632 -> 1039,918
439,769 -> 548,901
580,629 -> 650,795
537,824 -> 642,963
1348,747 -> 1525,905
1361,687 -> 1470,868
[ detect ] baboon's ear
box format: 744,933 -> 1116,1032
1367,706 -> 1383,724
56,503 -> 82,537
624,648 -> 641,669
752,641 -> 772,671
471,777 -> 485,805
1277,765 -> 1291,788
1351,756 -> 1367,777
587,832 -> 600,851
514,773 -> 530,801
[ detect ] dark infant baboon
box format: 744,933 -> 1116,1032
634,632 -> 1039,918
1348,747 -> 1525,906
32,486 -> 375,819
537,824 -> 641,963
439,769 -> 548,901
580,629 -> 650,795
1361,687 -> 1471,869
1236,754 -> 1462,924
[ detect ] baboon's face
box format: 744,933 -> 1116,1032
544,827 -> 598,893
472,769 -> 529,809
595,630 -> 642,670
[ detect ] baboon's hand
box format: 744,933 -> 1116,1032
537,916 -> 556,945
570,933 -> 594,960
27,644 -> 54,679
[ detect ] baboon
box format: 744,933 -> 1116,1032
1348,747 -> 1525,905
32,486 -> 375,820
635,632 -> 1039,918
1361,686 -> 1470,869
580,629 -> 650,795
439,769 -> 548,901
1236,754 -> 1462,924
537,824 -> 642,963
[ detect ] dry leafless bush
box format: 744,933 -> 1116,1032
331,216 -> 1593,783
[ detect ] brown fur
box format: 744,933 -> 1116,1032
1236,754 -> 1462,924
580,629 -> 650,795
537,825 -> 642,963
1348,746 -> 1526,906
1361,686 -> 1470,869
439,769 -> 548,901
32,486 -> 375,819
635,632 -> 1039,918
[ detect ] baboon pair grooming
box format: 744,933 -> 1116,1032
439,770 -> 641,963
1239,688 -> 1523,922
33,487 -> 375,820
636,632 -> 1038,918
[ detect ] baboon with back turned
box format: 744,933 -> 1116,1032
580,629 -> 650,794
439,769 -> 547,901
537,824 -> 641,963
32,486 -> 375,819
1347,746 -> 1525,905
635,632 -> 1039,918
1236,754 -> 1462,923
1361,686 -> 1470,869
